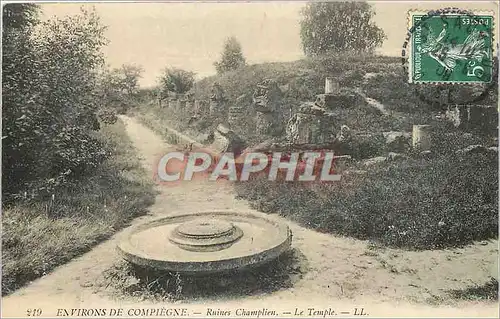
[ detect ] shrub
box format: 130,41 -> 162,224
2,119 -> 156,295
2,5 -> 109,203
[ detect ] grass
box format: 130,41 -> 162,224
448,277 -> 498,301
135,53 -> 498,251
1,118 -> 157,296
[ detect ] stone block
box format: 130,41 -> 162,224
194,100 -> 209,117
383,131 -> 411,152
315,91 -> 361,109
387,152 -> 408,161
325,77 -> 340,94
455,144 -> 498,156
412,125 -> 432,151
362,156 -> 387,167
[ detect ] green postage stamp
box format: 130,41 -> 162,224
408,11 -> 494,83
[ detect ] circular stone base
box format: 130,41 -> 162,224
117,211 -> 292,274
169,219 -> 244,252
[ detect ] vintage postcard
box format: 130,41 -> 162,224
2,0 -> 499,318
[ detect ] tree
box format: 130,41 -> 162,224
2,5 -> 109,202
119,64 -> 144,95
100,64 -> 143,97
299,2 -> 385,56
158,67 -> 195,94
214,36 -> 246,74
97,64 -> 143,114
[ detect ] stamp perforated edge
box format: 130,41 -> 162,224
403,8 -> 497,85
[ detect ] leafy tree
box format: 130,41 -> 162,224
97,64 -> 143,114
99,64 -> 143,100
214,36 -> 246,74
2,3 -> 39,30
158,67 -> 195,94
118,64 -> 143,95
2,5 -> 109,202
300,2 -> 385,56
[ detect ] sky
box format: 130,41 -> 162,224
39,1 -> 499,87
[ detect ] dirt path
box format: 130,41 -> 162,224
2,116 -> 498,318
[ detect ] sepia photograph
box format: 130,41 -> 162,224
1,0 -> 499,317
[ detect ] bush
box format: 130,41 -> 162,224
2,119 -> 156,295
235,152 -> 498,250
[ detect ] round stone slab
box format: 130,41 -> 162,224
169,219 -> 244,252
176,219 -> 235,238
117,211 -> 292,274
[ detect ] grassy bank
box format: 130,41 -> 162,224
235,152 -> 498,250
2,119 -> 157,295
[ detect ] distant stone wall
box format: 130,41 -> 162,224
159,93 -> 205,115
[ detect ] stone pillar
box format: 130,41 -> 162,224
325,77 -> 339,94
196,100 -> 209,117
178,99 -> 186,113
157,91 -> 163,108
412,125 -> 432,151
228,106 -> 243,129
185,100 -> 193,114
212,125 -> 231,153
175,99 -> 182,111
228,94 -> 248,134
252,79 -> 283,139
167,98 -> 175,109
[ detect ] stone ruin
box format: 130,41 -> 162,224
117,211 -> 292,274
209,82 -> 227,117
209,124 -> 246,154
284,78 -> 349,145
445,104 -> 497,134
252,79 -> 284,139
286,102 -> 334,144
184,91 -> 195,115
178,76 -> 482,163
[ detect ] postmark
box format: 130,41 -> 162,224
406,9 -> 494,84
402,8 -> 498,108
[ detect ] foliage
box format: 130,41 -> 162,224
235,152 -> 498,250
214,36 -> 246,74
97,64 -> 144,114
102,64 -> 143,95
2,4 -> 109,203
158,67 -> 196,94
2,3 -> 39,30
299,2 -> 386,56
